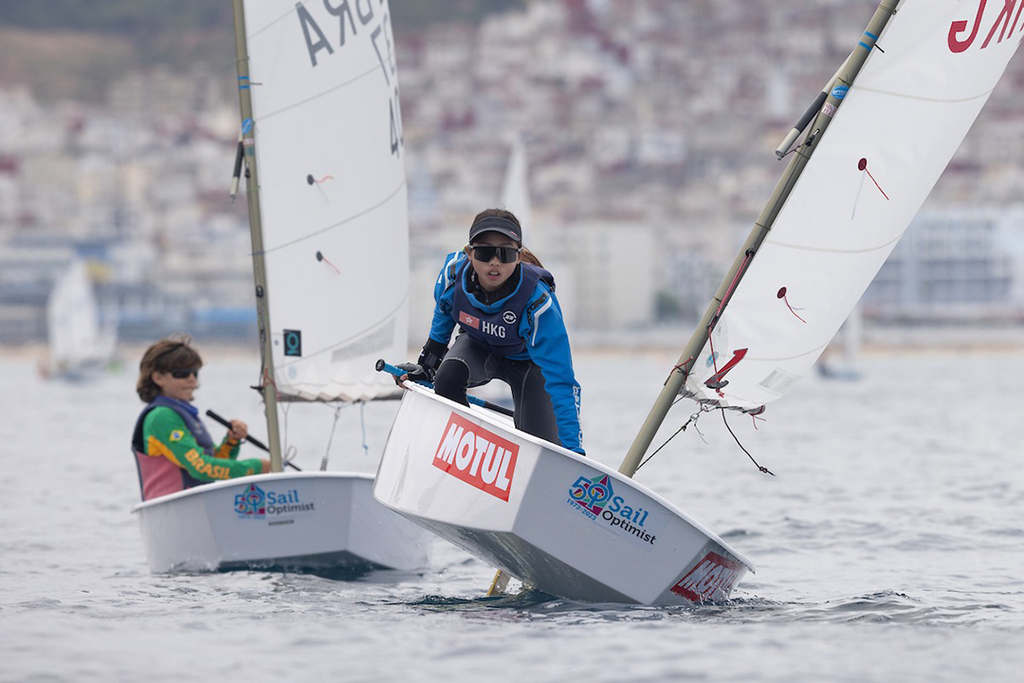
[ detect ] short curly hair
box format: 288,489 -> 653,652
136,335 -> 203,402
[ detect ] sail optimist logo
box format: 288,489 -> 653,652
235,483 -> 266,517
567,472 -> 661,547
568,473 -> 614,516
433,413 -> 518,501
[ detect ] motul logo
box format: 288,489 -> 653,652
671,552 -> 744,602
433,413 -> 518,501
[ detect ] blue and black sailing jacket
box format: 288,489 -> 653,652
428,251 -> 583,453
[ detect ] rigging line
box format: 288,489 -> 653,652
720,410 -> 774,476
320,405 -> 344,472
704,249 -> 755,383
636,404 -> 706,472
711,249 -> 755,327
707,332 -> 721,394
254,180 -> 406,255
262,366 -> 282,401
281,401 -> 291,458
668,356 -> 694,385
360,402 -> 370,457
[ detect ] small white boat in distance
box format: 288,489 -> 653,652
373,385 -> 752,604
44,258 -> 117,382
136,472 -> 429,574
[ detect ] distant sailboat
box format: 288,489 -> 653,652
817,305 -> 863,381
132,0 -> 431,575
372,0 -> 1023,604
44,258 -> 117,381
499,134 -> 531,240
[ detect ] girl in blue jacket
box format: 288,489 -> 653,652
401,209 -> 584,454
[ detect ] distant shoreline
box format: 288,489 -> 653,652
5,324 -> 1023,361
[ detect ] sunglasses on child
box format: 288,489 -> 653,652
470,244 -> 521,263
169,368 -> 199,379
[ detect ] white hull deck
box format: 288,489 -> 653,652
133,472 -> 432,574
373,386 -> 753,605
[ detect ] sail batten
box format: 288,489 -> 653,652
257,180 -> 407,254
763,234 -> 904,255
854,84 -> 995,105
254,64 -> 381,122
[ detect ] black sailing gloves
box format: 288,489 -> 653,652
397,338 -> 448,383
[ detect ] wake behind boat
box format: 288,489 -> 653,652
132,0 -> 431,575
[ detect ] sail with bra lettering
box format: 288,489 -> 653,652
683,0 -> 1023,411
241,0 -> 408,402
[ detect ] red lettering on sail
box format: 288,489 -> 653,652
949,0 -> 1024,52
671,552 -> 744,602
981,0 -> 1024,49
433,413 -> 519,501
949,0 -> 988,52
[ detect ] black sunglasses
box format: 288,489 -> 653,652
470,244 -> 521,264
170,369 -> 199,379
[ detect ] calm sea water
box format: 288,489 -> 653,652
2,347 -> 1023,682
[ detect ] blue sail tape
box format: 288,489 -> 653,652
858,30 -> 879,51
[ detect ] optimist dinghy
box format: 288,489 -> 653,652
135,471 -> 428,574
132,0 -> 431,575
374,384 -> 751,604
373,0 -> 1023,603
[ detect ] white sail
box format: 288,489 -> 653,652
500,133 -> 531,240
241,0 -> 408,402
685,0 -> 1023,411
46,259 -> 116,376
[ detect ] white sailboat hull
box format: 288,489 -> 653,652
133,472 -> 431,574
373,386 -> 753,605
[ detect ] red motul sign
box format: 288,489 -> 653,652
671,551 -> 744,602
433,413 -> 518,501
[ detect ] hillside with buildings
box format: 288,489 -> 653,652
1,0 -> 1023,348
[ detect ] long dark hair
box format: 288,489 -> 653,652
467,208 -> 543,267
136,335 -> 203,402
